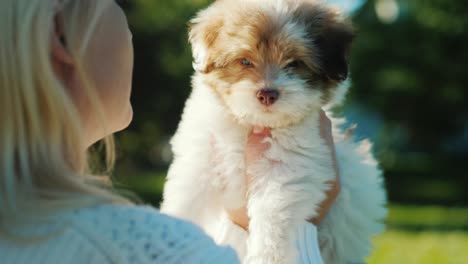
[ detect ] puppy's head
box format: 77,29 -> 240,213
190,0 -> 354,128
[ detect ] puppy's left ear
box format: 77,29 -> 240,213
315,18 -> 354,82
188,6 -> 224,73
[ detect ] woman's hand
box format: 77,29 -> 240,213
227,127 -> 272,230
227,110 -> 341,230
310,110 -> 341,225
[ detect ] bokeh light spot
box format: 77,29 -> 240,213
375,0 -> 399,24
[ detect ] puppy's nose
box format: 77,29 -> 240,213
256,88 -> 280,106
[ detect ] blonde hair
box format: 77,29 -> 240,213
0,0 -> 130,234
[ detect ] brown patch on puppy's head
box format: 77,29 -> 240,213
188,4 -> 226,73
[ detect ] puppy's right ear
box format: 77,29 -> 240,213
188,7 -> 224,73
296,2 -> 354,82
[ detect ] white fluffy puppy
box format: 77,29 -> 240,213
161,0 -> 387,263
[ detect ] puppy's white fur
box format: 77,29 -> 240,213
161,0 -> 387,263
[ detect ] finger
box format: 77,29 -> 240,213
319,110 -> 332,135
251,126 -> 272,137
245,127 -> 272,185
252,125 -> 265,134
319,110 -> 334,148
319,110 -> 340,181
247,126 -> 271,151
226,207 -> 249,231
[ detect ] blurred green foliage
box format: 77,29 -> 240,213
113,0 -> 468,207
348,0 -> 468,206
367,230 -> 468,264
387,204 -> 468,230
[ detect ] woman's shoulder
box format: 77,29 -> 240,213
71,203 -> 196,234
65,203 -> 239,263
69,203 -> 210,246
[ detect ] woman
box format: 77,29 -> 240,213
0,0 -> 340,263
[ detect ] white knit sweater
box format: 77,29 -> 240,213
0,204 -> 323,263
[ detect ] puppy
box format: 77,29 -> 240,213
161,0 -> 387,263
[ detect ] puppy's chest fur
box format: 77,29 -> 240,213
175,79 -> 334,213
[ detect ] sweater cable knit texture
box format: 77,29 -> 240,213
0,205 -> 238,264
0,204 -> 322,263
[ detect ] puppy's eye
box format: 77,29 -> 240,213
240,58 -> 253,67
285,60 -> 300,69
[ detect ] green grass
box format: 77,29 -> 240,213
387,204 -> 468,229
369,205 -> 468,263
368,230 -> 468,264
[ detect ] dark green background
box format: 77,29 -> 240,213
112,0 -> 468,209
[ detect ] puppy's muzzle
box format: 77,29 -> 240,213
256,88 -> 280,106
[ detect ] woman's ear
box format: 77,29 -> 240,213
51,12 -> 73,66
